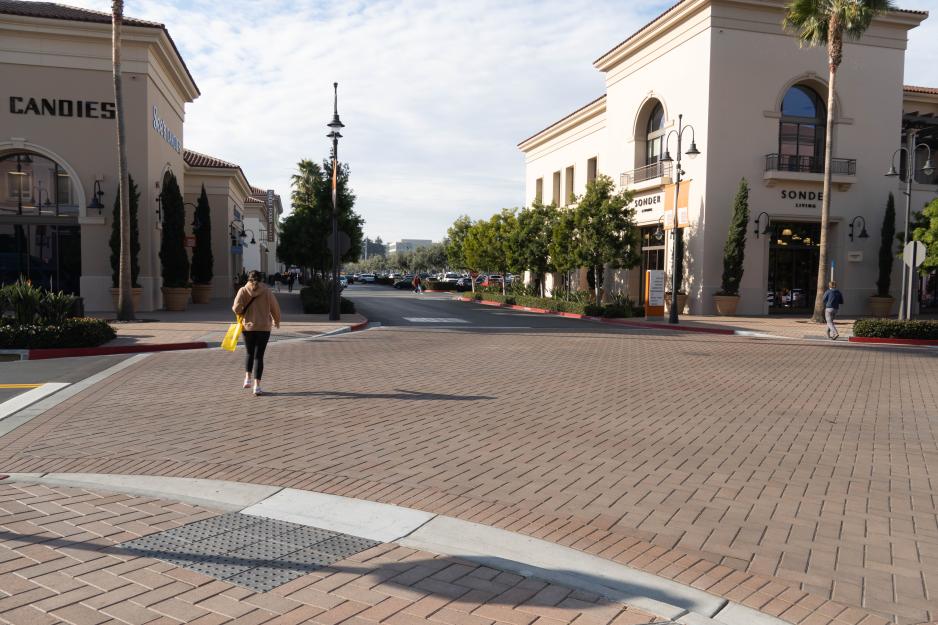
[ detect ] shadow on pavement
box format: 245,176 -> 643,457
0,529 -> 669,621
265,389 -> 495,401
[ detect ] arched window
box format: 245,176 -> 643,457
779,85 -> 825,171
645,102 -> 666,165
1,151 -> 78,217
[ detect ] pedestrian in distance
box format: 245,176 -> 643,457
822,280 -> 844,340
232,270 -> 282,396
287,273 -> 296,293
413,274 -> 422,294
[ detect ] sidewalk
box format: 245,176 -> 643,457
90,291 -> 367,348
630,314 -> 854,341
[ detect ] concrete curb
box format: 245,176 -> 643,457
0,472 -> 789,625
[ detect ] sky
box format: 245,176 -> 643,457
65,0 -> 938,244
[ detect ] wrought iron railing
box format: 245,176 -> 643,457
764,154 -> 856,176
619,160 -> 672,187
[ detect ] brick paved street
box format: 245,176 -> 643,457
0,482 -> 658,625
1,295 -> 937,623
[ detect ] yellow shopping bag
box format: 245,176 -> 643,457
221,316 -> 243,352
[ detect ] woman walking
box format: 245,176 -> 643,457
232,270 -> 281,395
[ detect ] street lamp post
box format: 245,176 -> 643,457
660,114 -> 700,324
886,127 -> 935,320
327,82 -> 345,321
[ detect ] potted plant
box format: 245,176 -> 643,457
190,184 -> 214,304
108,175 -> 142,311
870,192 -> 896,317
713,179 -> 749,315
158,173 -> 191,311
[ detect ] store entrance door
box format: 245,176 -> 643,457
638,225 -> 665,303
0,221 -> 82,294
768,221 -> 820,314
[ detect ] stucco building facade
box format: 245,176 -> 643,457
519,0 -> 935,316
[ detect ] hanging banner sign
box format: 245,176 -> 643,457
662,180 -> 691,229
265,190 -> 275,242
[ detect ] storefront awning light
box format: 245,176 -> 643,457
781,227 -> 793,237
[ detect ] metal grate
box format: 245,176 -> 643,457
120,513 -> 380,592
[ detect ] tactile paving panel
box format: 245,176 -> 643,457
120,513 -> 380,592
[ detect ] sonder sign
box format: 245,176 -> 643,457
9,96 -> 115,119
632,192 -> 664,212
152,106 -> 182,153
780,189 -> 823,209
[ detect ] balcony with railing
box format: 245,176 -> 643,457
763,153 -> 857,189
619,160 -> 672,190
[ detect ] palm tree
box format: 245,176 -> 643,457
112,0 -> 133,320
783,0 -> 895,322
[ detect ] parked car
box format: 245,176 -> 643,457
456,277 -> 473,292
441,272 -> 461,283
360,273 -> 376,283
480,275 -> 504,288
338,276 -> 348,288
394,274 -> 415,289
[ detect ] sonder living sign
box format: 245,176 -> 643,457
9,96 -> 116,119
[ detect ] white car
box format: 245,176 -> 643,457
360,273 -> 376,283
441,272 -> 461,283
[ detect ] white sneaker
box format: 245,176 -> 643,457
243,379 -> 251,389
253,385 -> 264,396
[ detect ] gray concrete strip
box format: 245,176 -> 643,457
711,603 -> 792,625
0,383 -> 69,420
399,515 -> 725,620
0,354 -> 150,438
240,488 -> 435,542
3,473 -> 280,512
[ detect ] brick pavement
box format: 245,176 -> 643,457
90,292 -> 365,346
0,482 -> 659,625
0,325 -> 936,622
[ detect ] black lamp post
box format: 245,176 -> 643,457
327,82 -> 345,321
660,114 -> 700,323
753,211 -> 771,238
886,126 -> 936,319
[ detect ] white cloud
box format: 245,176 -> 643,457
61,0 -> 937,243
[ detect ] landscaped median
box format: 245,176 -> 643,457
850,318 -> 938,346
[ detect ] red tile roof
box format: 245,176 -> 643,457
0,0 -> 199,95
183,149 -> 239,169
905,85 -> 938,95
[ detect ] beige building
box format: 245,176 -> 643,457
520,0 -> 936,316
0,2 -> 283,310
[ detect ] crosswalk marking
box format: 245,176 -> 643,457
0,383 -> 70,421
403,317 -> 469,324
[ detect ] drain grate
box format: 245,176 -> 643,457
120,513 -> 380,592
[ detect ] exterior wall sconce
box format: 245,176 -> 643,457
848,216 -> 869,242
87,180 -> 105,214
753,211 -> 771,238
654,216 -> 665,241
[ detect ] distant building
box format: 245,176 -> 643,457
387,239 -> 433,255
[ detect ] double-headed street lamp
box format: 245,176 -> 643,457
660,114 -> 700,324
327,82 -> 345,321
886,126 -> 935,320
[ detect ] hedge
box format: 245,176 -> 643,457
424,280 -> 458,291
853,318 -> 938,340
300,286 -> 356,314
467,292 -> 642,317
0,317 -> 115,349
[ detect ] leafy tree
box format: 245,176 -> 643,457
190,185 -> 213,285
877,192 -> 896,297
514,201 -> 557,296
549,208 -> 579,285
784,0 -> 896,321
463,219 -> 498,280
719,179 -> 750,296
569,175 -> 639,303
489,209 -> 520,295
109,174 -> 140,288
158,173 -> 189,288
913,198 -> 938,273
446,216 -> 473,273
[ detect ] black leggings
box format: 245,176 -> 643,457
243,331 -> 271,379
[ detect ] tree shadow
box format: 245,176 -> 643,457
266,389 -> 495,401
0,529 -> 680,622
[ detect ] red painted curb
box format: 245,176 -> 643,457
457,297 -> 736,335
28,341 -> 209,360
849,336 -> 938,346
349,319 -> 370,332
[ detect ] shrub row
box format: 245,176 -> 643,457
853,318 -> 938,340
424,280 -> 458,291
467,292 -> 642,318
300,285 -> 356,314
0,317 -> 115,349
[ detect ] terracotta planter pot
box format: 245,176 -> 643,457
664,292 -> 688,315
110,287 -> 142,312
191,283 -> 213,304
869,295 -> 894,318
161,287 -> 191,311
713,294 -> 740,316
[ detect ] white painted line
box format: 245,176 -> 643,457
0,383 -> 69,421
240,488 -> 435,543
400,515 -> 725,620
403,317 -> 469,323
32,474 -> 281,512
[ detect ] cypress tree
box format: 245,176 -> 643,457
719,178 -> 749,295
190,185 -> 213,285
876,193 -> 896,297
109,175 -> 140,288
158,173 -> 189,287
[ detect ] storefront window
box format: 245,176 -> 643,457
779,86 -> 826,172
0,152 -> 78,217
0,223 -> 81,294
645,102 -> 665,166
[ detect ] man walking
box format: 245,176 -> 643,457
822,280 -> 844,340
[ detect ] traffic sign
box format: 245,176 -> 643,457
903,240 -> 926,269
327,231 -> 351,256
